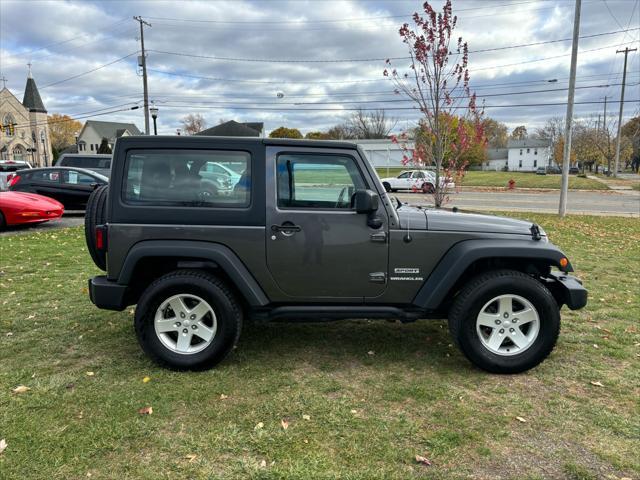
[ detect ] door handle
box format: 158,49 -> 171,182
271,223 -> 301,233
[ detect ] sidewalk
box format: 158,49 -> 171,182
587,174 -> 640,195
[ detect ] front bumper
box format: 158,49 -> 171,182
89,276 -> 128,311
544,272 -> 588,310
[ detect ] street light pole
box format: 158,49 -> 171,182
150,104 -> 158,135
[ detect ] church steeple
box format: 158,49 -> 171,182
23,65 -> 47,113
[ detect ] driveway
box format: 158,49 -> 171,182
396,189 -> 640,217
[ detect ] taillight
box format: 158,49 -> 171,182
7,175 -> 21,187
95,225 -> 107,251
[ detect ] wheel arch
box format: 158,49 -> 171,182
413,239 -> 572,311
117,240 -> 269,308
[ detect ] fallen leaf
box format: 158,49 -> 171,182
593,344 -> 599,349
302,414 -> 310,421
66,383 -> 75,390
415,454 -> 432,466
254,422 -> 264,430
27,314 -> 35,319
220,394 -> 228,400
5,332 -> 12,337
590,381 -> 604,387
281,419 -> 289,430
516,416 -> 527,423
0,439 -> 7,455
184,454 -> 197,462
12,385 -> 30,394
350,409 -> 358,414
303,439 -> 309,444
85,371 -> 95,377
142,377 -> 151,383
138,406 -> 153,415
367,350 -> 375,355
259,459 -> 267,468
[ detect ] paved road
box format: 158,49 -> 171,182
0,213 -> 84,236
396,189 -> 640,216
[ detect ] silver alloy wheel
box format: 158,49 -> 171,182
476,294 -> 540,356
154,294 -> 217,355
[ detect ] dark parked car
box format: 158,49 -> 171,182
546,165 -> 561,174
536,166 -> 546,175
8,167 -> 108,210
569,167 -> 580,175
56,154 -> 112,178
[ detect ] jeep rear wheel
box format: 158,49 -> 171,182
134,270 -> 242,370
84,185 -> 108,270
448,270 -> 560,374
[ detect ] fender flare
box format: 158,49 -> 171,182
413,239 -> 572,310
117,240 -> 269,306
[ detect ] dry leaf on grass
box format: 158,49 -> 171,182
220,394 -> 228,400
138,406 -> 153,415
0,439 -> 7,455
302,414 -> 310,420
281,419 -> 289,430
415,454 -> 432,466
184,454 -> 197,462
259,459 -> 267,468
142,377 -> 151,383
516,416 -> 527,423
85,371 -> 95,377
350,409 -> 358,414
590,381 -> 604,387
367,350 -> 375,355
254,422 -> 264,430
11,385 -> 30,394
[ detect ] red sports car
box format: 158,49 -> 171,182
0,191 -> 64,229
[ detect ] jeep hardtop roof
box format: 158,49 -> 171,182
114,135 -> 360,150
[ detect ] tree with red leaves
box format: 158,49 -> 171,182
384,0 -> 485,207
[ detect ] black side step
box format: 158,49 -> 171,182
251,306 -> 428,323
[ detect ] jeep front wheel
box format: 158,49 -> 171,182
134,270 -> 242,370
448,270 -> 560,374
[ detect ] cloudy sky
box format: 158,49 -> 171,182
1,0 -> 638,136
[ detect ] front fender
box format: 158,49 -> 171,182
413,238 -> 573,310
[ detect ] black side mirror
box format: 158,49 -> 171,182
352,189 -> 379,214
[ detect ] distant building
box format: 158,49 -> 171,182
355,139 -> 415,167
506,138 -> 551,172
77,120 -> 141,153
0,69 -> 53,166
197,120 -> 264,137
482,148 -> 509,171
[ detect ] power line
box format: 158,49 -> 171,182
8,104 -> 141,130
39,52 -> 139,89
145,28 -> 639,64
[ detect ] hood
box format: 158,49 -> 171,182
396,204 -> 428,230
426,209 -> 543,236
0,191 -> 64,209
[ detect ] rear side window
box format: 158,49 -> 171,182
276,153 -> 366,209
124,150 -> 250,207
29,170 -> 61,182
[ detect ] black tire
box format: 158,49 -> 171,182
134,270 -> 243,370
0,210 -> 6,230
84,185 -> 108,270
382,182 -> 391,192
448,269 -> 560,374
422,182 -> 435,194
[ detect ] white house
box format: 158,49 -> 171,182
77,120 -> 141,153
506,138 -> 551,172
482,148 -> 509,171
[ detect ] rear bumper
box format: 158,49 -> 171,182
88,276 -> 128,311
545,272 -> 588,310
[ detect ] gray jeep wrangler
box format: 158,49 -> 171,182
86,136 -> 587,373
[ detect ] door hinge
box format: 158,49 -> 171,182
369,272 -> 387,284
370,232 -> 387,243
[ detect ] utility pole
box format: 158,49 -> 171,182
134,16 -> 152,135
613,47 -> 636,177
559,0 -> 581,218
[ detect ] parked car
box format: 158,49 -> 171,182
546,165 -> 561,174
8,167 -> 108,210
0,191 -> 63,229
536,167 -> 547,175
0,160 -> 32,191
86,136 -> 587,374
379,169 -> 454,193
56,154 -> 112,178
569,167 -> 580,175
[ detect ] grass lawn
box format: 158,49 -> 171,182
374,169 -> 609,190
1,215 -> 639,479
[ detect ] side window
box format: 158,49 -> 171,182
62,170 -> 96,185
30,170 -> 60,182
124,150 -> 250,207
413,171 -> 425,179
276,153 -> 366,209
398,172 -> 412,179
